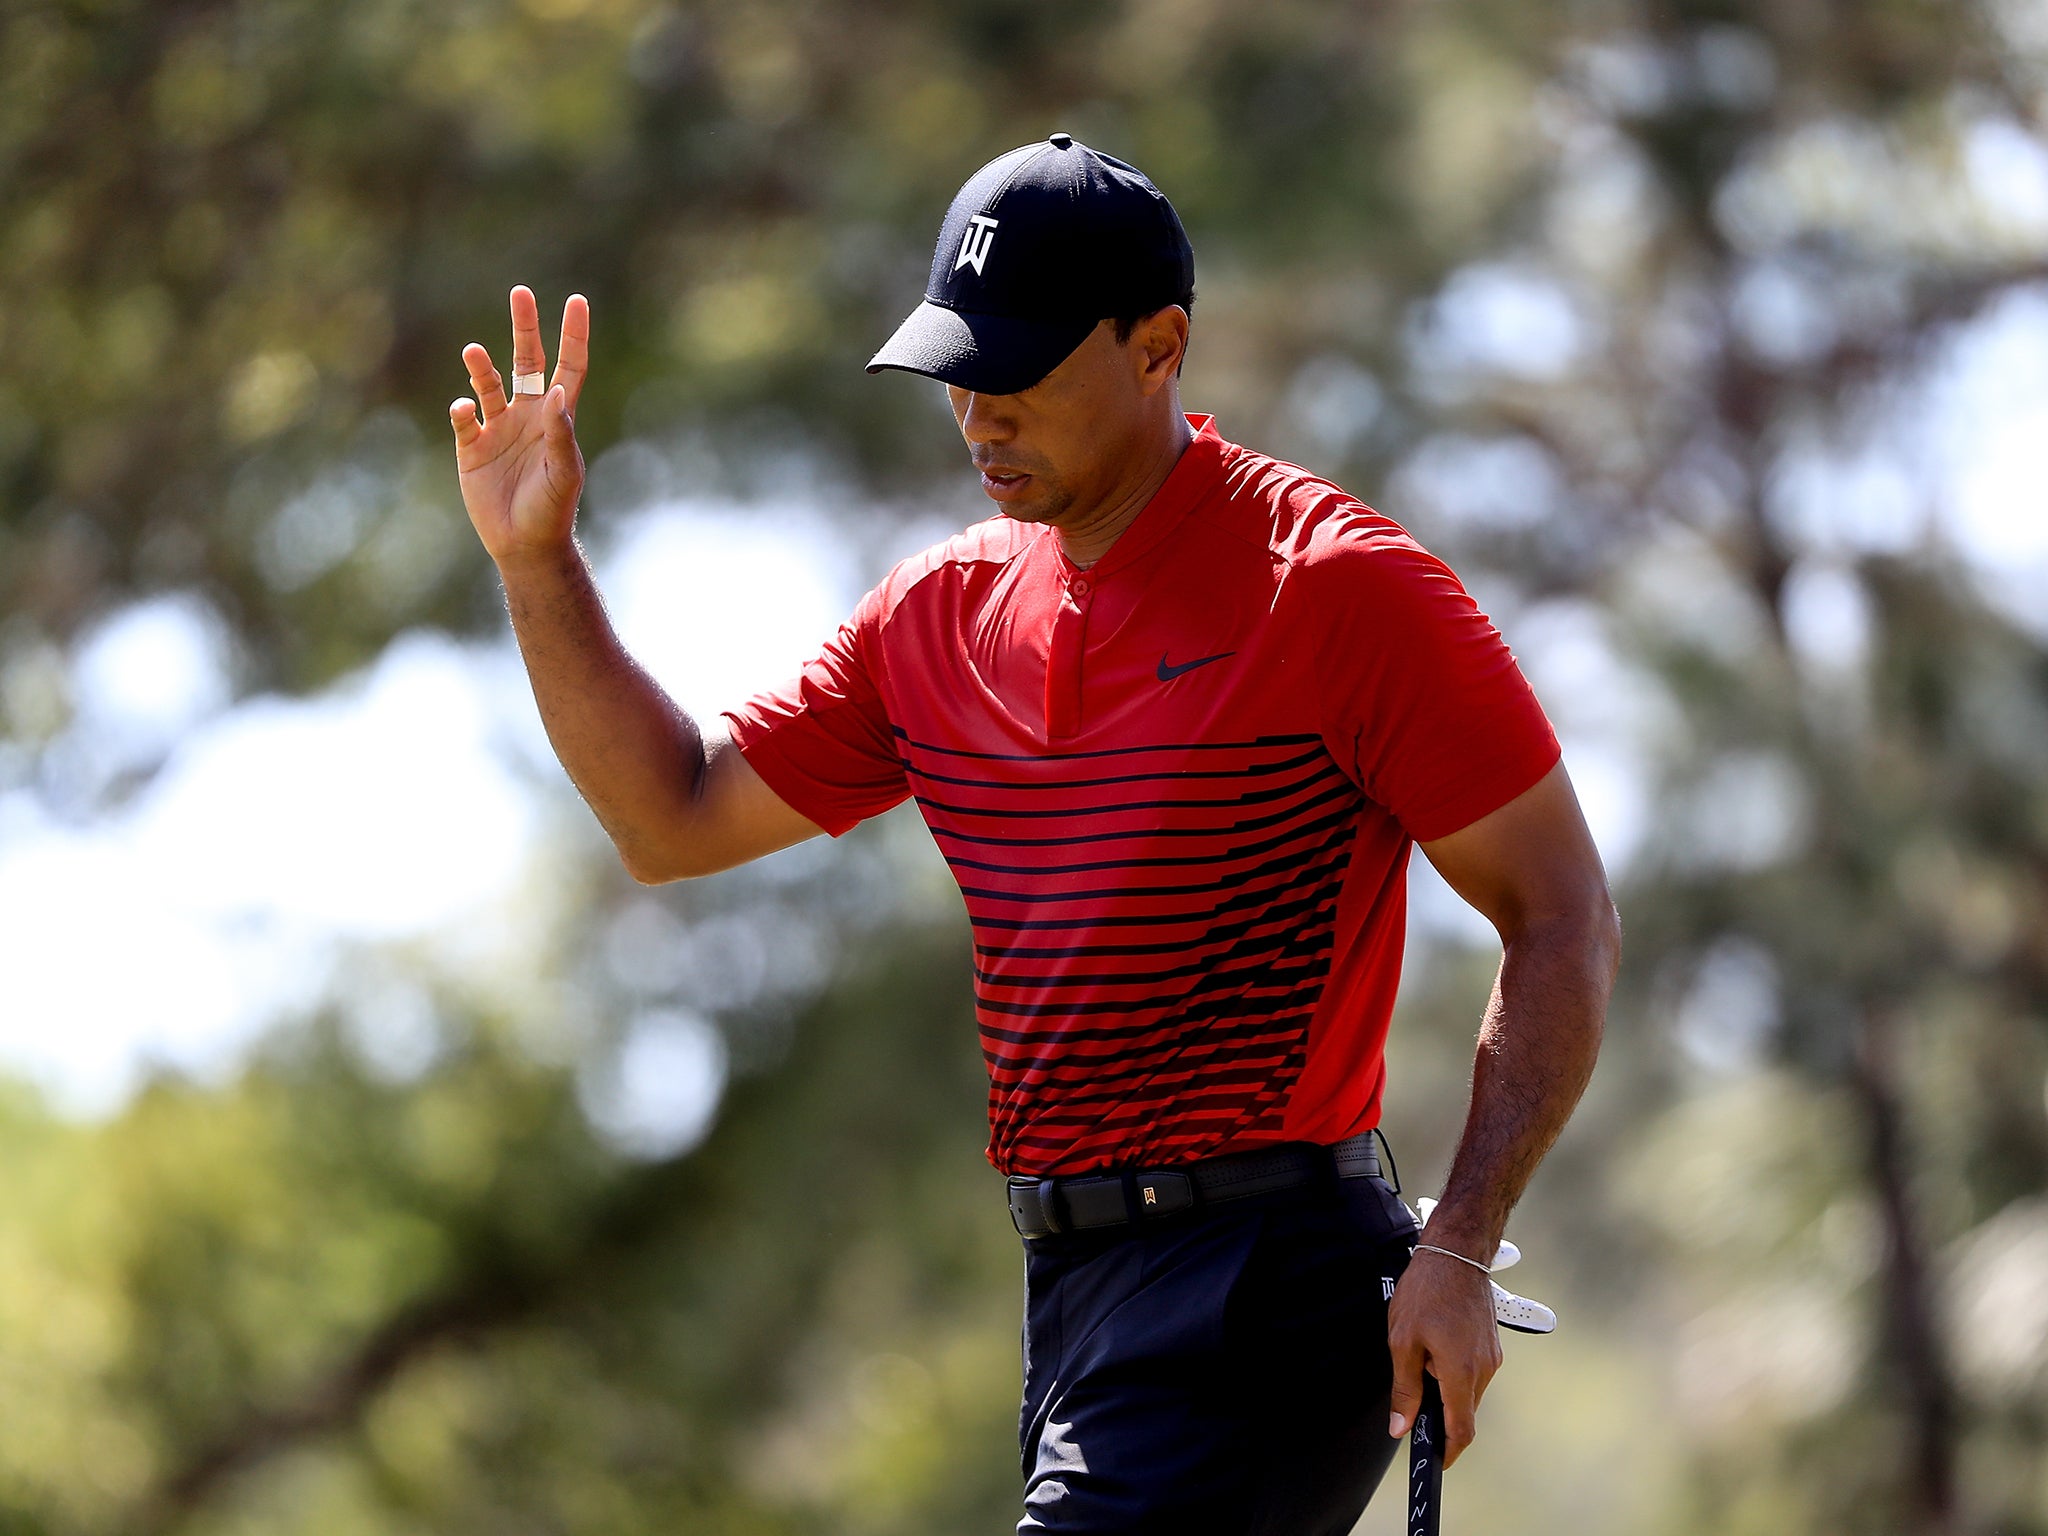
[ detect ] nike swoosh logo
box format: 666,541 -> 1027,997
1156,650 -> 1236,682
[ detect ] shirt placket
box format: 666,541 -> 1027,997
1043,570 -> 1092,741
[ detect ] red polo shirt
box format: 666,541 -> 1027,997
724,415 -> 1559,1176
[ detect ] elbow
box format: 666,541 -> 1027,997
1594,890 -> 1623,986
619,838 -> 709,886
1507,880 -> 1621,991
1573,880 -> 1623,1001
624,855 -> 681,886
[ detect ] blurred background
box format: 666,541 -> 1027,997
2,0 -> 2046,1531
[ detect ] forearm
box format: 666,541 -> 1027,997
498,541 -> 708,879
1422,908 -> 1617,1259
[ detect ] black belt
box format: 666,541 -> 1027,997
1005,1131 -> 1390,1240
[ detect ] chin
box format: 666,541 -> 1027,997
991,486 -> 1070,526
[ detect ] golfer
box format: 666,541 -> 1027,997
450,135 -> 1619,1534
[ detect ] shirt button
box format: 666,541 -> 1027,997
1071,577 -> 1090,597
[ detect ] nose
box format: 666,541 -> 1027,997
951,387 -> 1014,448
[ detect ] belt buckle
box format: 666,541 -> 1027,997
1130,1169 -> 1194,1219
1005,1174 -> 1065,1238
1036,1177 -> 1066,1234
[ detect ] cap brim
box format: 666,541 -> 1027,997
866,301 -> 1098,395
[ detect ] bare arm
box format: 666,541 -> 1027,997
450,287 -> 825,881
496,543 -> 823,879
1386,760 -> 1621,1463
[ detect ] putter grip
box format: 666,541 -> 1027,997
1407,1373 -> 1444,1536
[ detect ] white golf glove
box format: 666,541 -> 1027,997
1411,1196 -> 1558,1335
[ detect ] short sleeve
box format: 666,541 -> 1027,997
721,583 -> 910,837
1301,524 -> 1560,843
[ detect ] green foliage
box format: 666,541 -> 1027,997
0,0 -> 1428,690
3,0 -> 2048,1532
0,927 -> 1020,1535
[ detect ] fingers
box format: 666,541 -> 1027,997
510,284 -> 547,387
1434,1332 -> 1502,1467
1387,1341 -> 1423,1440
552,293 -> 590,414
463,343 -> 508,419
1440,1368 -> 1480,1468
468,288 -> 583,420
449,397 -> 482,450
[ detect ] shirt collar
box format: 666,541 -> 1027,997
1053,413 -> 1231,579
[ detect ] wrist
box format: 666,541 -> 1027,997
1411,1241 -> 1493,1276
1415,1197 -> 1502,1259
494,538 -> 584,588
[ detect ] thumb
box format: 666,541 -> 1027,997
538,385 -> 583,510
544,384 -> 576,444
1388,1347 -> 1424,1439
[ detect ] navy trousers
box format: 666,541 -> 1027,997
1016,1168 -> 1421,1535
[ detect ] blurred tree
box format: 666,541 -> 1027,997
2,0 -> 2046,1533
1377,3 -> 2048,1533
0,919 -> 1024,1536
0,0 -> 1428,694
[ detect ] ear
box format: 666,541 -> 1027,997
1132,306 -> 1190,397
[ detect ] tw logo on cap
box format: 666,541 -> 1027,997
954,213 -> 999,276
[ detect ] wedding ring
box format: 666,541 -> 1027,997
512,371 -> 546,396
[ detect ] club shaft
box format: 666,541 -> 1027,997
1407,1373 -> 1444,1536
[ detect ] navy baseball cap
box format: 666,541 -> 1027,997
867,132 -> 1196,396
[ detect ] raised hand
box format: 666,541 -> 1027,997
450,286 -> 591,569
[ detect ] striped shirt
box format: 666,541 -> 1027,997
725,415 -> 1559,1176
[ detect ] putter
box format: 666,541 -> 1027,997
1401,1201 -> 1559,1535
1407,1373 -> 1444,1536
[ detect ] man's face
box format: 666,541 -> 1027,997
946,314 -> 1180,527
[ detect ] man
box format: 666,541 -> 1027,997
450,135 -> 1619,1534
